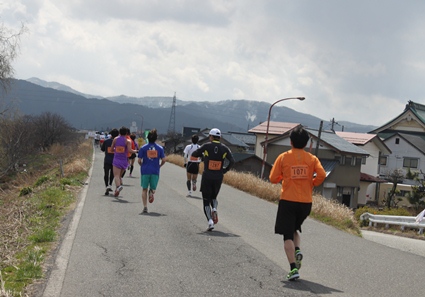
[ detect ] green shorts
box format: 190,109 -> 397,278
141,174 -> 159,190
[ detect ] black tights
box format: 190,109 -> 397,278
104,163 -> 114,187
203,198 -> 218,221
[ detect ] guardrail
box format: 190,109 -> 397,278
360,212 -> 425,235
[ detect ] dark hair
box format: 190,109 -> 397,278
110,128 -> 119,138
191,134 -> 199,144
147,129 -> 158,143
130,133 -> 136,140
290,127 -> 310,149
119,126 -> 128,136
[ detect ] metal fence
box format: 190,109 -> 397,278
360,212 -> 425,234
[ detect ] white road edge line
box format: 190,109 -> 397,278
42,147 -> 95,297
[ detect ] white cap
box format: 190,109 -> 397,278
209,128 -> 221,137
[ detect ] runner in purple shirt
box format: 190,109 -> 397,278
111,126 -> 138,197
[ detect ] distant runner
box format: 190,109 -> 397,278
183,134 -> 201,197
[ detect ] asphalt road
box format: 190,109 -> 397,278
40,147 -> 425,297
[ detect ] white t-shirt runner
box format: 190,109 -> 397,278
183,143 -> 201,163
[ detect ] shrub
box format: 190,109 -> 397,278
34,176 -> 50,187
19,187 -> 32,197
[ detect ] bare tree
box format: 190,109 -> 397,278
0,22 -> 26,92
0,113 -> 37,177
165,131 -> 184,154
33,112 -> 74,150
383,168 -> 405,209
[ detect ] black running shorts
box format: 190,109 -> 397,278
186,162 -> 200,174
275,200 -> 312,239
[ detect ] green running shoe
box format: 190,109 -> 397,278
286,268 -> 299,281
295,250 -> 303,270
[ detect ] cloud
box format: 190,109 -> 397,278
3,0 -> 425,127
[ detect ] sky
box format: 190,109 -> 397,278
2,0 -> 425,127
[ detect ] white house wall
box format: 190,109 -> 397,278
254,133 -> 266,159
380,136 -> 425,177
361,142 -> 381,176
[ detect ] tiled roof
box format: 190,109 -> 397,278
369,100 -> 425,134
221,133 -> 249,148
306,129 -> 370,156
229,132 -> 256,145
408,101 -> 425,124
248,121 -> 301,135
360,172 -> 387,182
335,131 -> 376,145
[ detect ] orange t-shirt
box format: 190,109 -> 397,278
126,136 -> 135,157
269,148 -> 326,203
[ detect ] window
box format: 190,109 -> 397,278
379,156 -> 388,166
395,138 -> 400,144
403,157 -> 418,168
398,190 -> 411,197
361,156 -> 366,165
345,156 -> 352,166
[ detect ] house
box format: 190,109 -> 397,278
378,132 -> 425,179
197,129 -> 250,154
248,121 -> 302,163
370,100 -> 425,181
232,153 -> 272,178
249,122 -> 370,208
336,131 -> 391,206
307,129 -> 370,208
228,131 -> 256,153
359,99 -> 425,208
182,126 -> 201,138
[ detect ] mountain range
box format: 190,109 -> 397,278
1,78 -> 377,134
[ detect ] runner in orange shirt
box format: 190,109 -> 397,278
270,127 -> 326,281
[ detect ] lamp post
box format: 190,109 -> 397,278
135,113 -> 144,136
260,97 -> 306,179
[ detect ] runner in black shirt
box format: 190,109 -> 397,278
192,128 -> 235,231
101,128 -> 119,195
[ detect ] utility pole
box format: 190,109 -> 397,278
330,117 -> 339,132
315,120 -> 323,156
168,92 -> 176,134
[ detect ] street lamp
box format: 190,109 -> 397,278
135,113 -> 144,136
260,97 -> 306,179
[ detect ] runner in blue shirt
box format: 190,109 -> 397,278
137,129 -> 166,213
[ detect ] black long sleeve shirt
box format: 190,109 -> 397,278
192,140 -> 235,180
